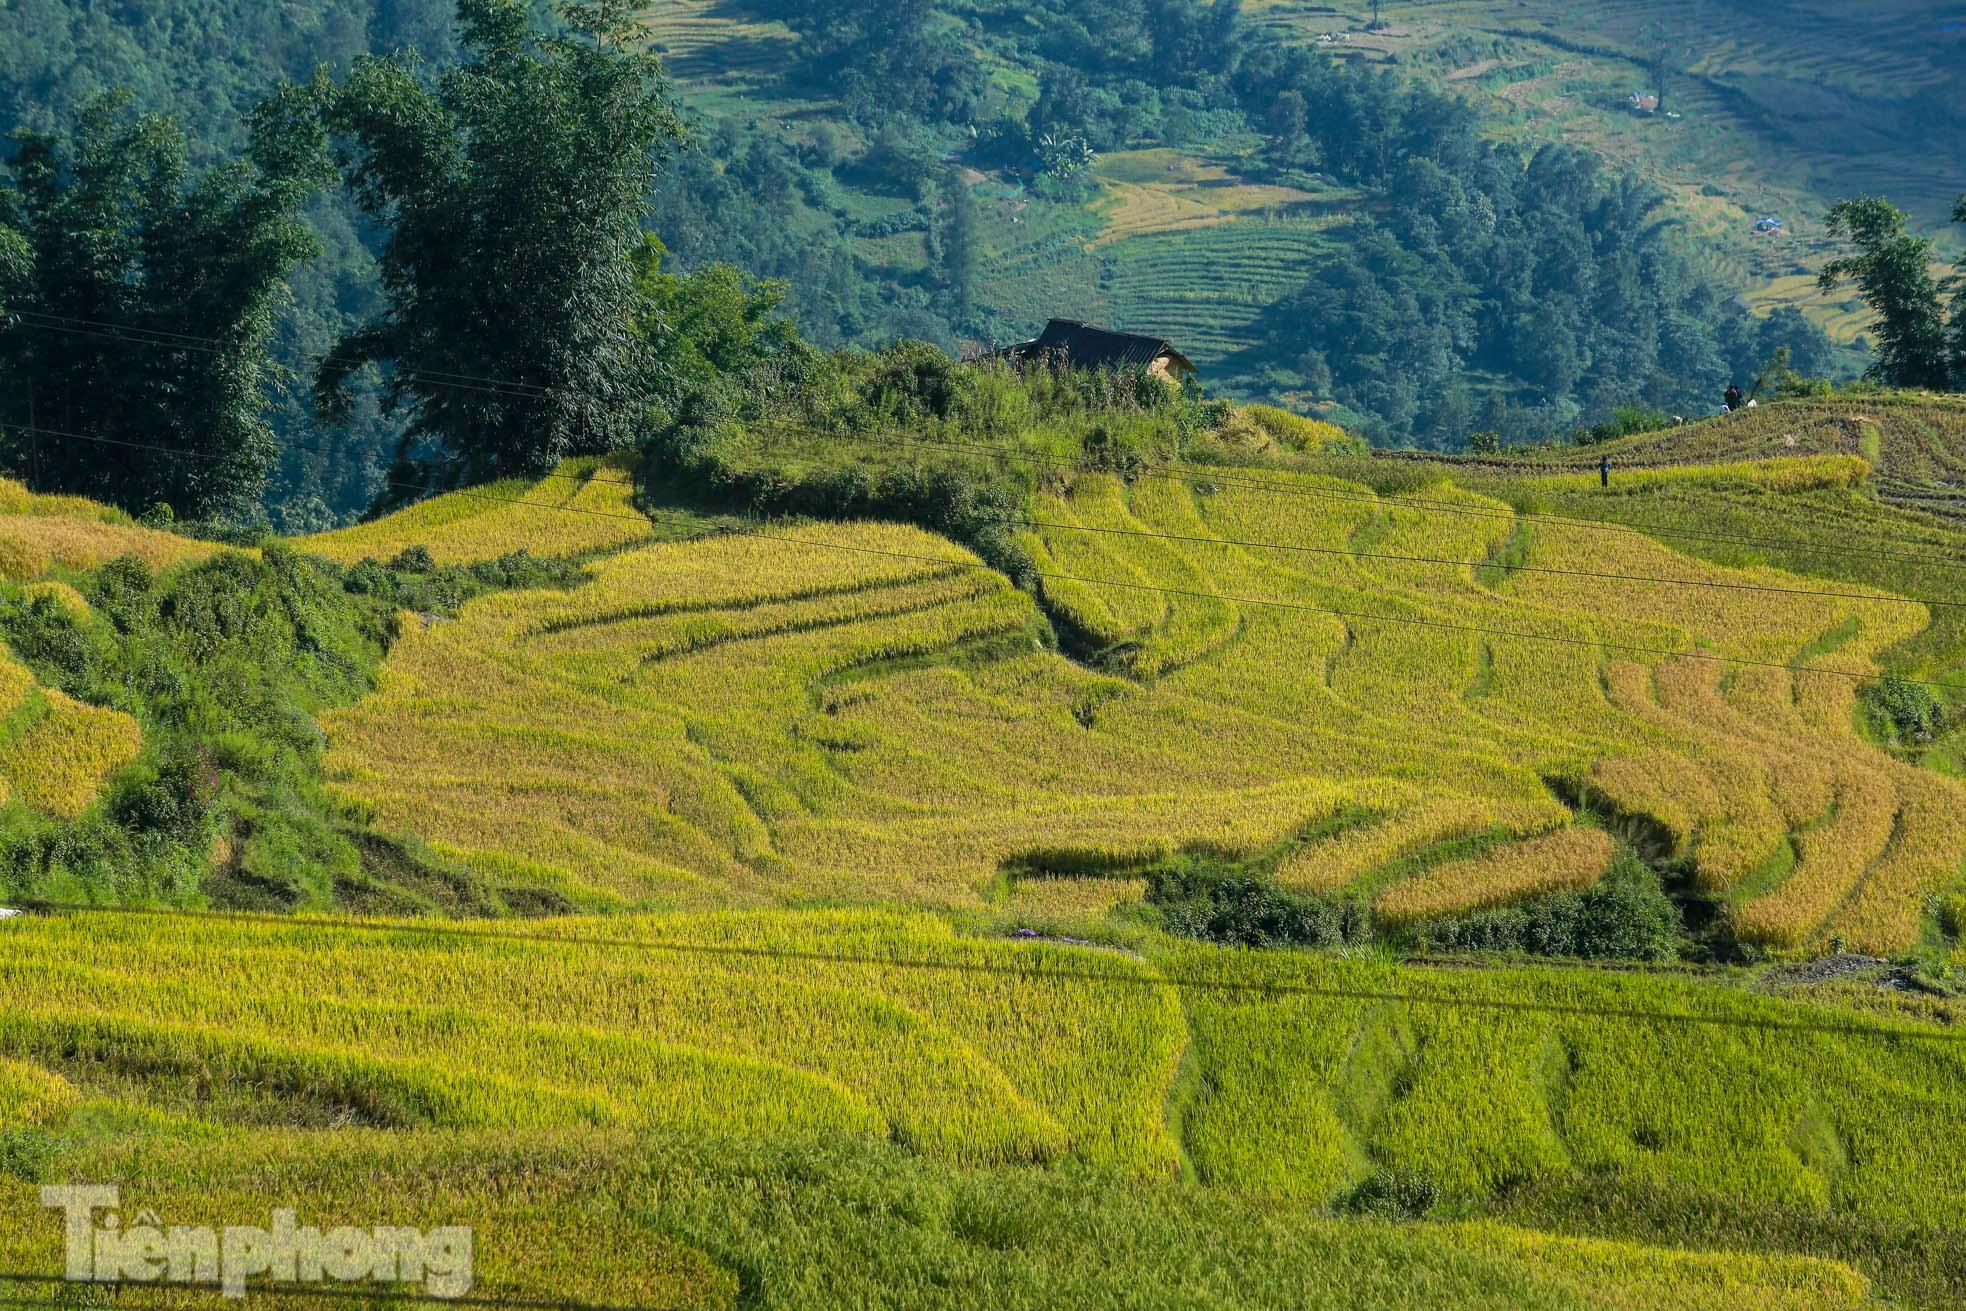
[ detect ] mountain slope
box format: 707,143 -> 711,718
305,398 -> 1966,955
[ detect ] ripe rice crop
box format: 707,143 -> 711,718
21,579 -> 91,618
0,647 -> 37,716
1526,454 -> 1871,497
0,475 -> 231,578
1240,404 -> 1355,452
313,449 -> 1964,948
302,456 -> 650,565
1732,770 -> 1899,948
1279,797 -> 1503,893
1165,937 -> 1966,1251
1375,828 -> 1615,926
1432,1223 -> 1868,1310
0,1054 -> 76,1128
0,686 -> 142,819
0,908 -> 1183,1173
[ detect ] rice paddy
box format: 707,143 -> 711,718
315,430 -> 1964,953
0,482 -> 283,821
0,906 -> 1958,1307
0,477 -> 224,577
5,394 -> 1966,1307
300,457 -> 653,565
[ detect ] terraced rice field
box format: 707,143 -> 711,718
0,481 -> 188,817
977,158 -> 1351,371
1097,222 -> 1340,364
0,906 -> 1960,1306
1244,0 -> 1965,342
639,0 -> 792,85
1513,397 -> 1966,524
1090,150 -> 1337,246
302,457 -> 653,565
0,477 -> 227,578
315,451 -> 1962,952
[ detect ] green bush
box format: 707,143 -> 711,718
643,340 -> 1222,585
1859,676 -> 1945,748
1409,851 -> 1680,962
1570,405 -> 1670,447
1345,1168 -> 1441,1220
0,541 -> 580,912
1147,857 -> 1368,949
0,591 -> 106,694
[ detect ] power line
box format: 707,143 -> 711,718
721,525 -> 1966,691
991,512 -> 1962,610
793,422 -> 1966,571
8,309 -> 551,401
0,1271 -> 672,1311
19,402 -> 1961,609
13,902 -> 1962,1046
8,421 -> 1959,691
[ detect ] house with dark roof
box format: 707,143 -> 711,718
990,320 -> 1197,385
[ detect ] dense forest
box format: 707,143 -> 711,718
0,0 -> 475,528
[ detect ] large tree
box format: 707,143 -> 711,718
1950,195 -> 1966,388
315,0 -> 686,495
1819,196 -> 1951,391
0,88 -> 326,519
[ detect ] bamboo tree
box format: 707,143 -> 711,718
315,0 -> 687,497
0,88 -> 328,519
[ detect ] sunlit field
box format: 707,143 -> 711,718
316,443 -> 1961,952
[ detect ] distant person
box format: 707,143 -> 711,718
1599,454 -> 1610,488
1724,384 -> 1744,412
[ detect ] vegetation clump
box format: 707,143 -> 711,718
1405,851 -> 1682,963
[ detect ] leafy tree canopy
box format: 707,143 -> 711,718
1819,196 -> 1952,391
315,0 -> 688,496
0,88 -> 330,519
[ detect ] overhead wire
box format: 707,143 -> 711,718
12,901 -> 1964,1046
0,1270 -> 672,1311
8,308 -> 1965,568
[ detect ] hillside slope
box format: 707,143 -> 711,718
635,0 -> 1957,407
3,399 -> 1966,1307
305,402 -> 1966,956
1247,1 -> 1966,327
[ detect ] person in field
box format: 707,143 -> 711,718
1724,383 -> 1744,411
1599,453 -> 1611,488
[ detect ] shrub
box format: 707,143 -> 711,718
1148,858 -> 1367,949
1080,425 -> 1150,480
0,538 -> 50,581
1345,1168 -> 1441,1220
1571,405 -> 1670,447
108,749 -> 222,844
0,591 -> 105,693
1859,676 -> 1945,749
1411,852 -> 1680,962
